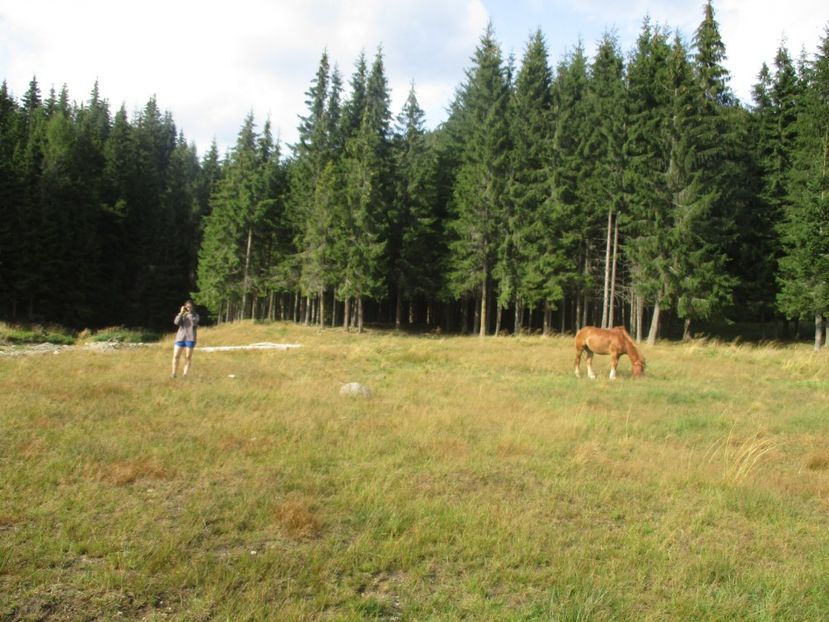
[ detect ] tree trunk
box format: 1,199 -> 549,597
343,297 -> 350,330
357,297 -> 364,333
609,215 -> 619,327
395,286 -> 402,330
479,275 -> 489,337
514,299 -> 523,336
647,300 -> 661,346
575,295 -> 582,332
815,313 -> 826,351
560,295 -> 566,334
601,207 -> 613,328
319,287 -> 325,328
683,317 -> 692,341
241,227 -> 253,319
495,304 -> 503,335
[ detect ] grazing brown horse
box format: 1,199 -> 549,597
574,326 -> 645,380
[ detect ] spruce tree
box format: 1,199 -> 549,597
290,52 -> 339,324
777,29 -> 829,349
447,23 -> 511,336
741,47 -> 802,332
75,82 -> 111,323
679,0 -> 738,338
15,78 -> 48,321
100,104 -> 137,321
623,20 -> 673,343
506,29 -> 565,334
391,84 -> 439,328
584,33 -> 627,329
552,42 -> 594,330
666,34 -> 734,340
340,48 -> 394,331
0,82 -> 23,319
126,97 -> 180,327
40,92 -> 96,325
195,113 -> 266,320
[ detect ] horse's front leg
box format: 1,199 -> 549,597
586,351 -> 597,379
609,353 -> 618,380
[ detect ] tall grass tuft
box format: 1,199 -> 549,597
705,425 -> 780,483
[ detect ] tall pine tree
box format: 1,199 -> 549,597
447,23 -> 511,336
777,29 -> 829,349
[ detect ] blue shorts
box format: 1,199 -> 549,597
175,340 -> 196,348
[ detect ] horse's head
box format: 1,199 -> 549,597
632,358 -> 646,378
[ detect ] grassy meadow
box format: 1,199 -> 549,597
1,322 -> 829,621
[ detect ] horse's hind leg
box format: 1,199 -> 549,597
574,347 -> 583,377
586,351 -> 596,379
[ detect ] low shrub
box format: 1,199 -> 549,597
84,326 -> 162,343
0,322 -> 76,345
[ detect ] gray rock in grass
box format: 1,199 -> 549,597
339,382 -> 372,398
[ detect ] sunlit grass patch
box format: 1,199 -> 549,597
0,321 -> 76,345
80,326 -> 161,343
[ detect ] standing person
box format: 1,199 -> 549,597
172,300 -> 199,377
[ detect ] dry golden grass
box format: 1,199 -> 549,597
806,452 -> 829,471
273,496 -> 323,540
2,321 -> 829,620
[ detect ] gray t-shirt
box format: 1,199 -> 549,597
174,311 -> 199,343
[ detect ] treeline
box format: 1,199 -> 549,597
0,83 -> 218,328
2,2 -> 828,344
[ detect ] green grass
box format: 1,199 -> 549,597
2,323 -> 829,620
0,322 -> 76,345
80,326 -> 162,344
0,323 -> 160,347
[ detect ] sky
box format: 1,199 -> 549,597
2,0 -> 828,157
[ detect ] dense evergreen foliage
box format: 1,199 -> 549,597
1,3 -> 828,345
0,79 -> 208,329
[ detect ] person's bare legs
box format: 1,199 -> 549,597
182,347 -> 193,376
172,345 -> 184,377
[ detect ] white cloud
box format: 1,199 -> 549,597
0,0 -> 486,155
549,0 -> 829,103
716,0 -> 829,101
1,0 -> 827,157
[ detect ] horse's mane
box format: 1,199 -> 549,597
614,325 -> 645,365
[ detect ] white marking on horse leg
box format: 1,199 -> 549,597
575,366 -> 581,378
587,362 -> 596,380
609,368 -> 616,381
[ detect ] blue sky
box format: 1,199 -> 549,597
1,0 -> 827,156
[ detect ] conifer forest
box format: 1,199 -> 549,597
1,3 -> 828,346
